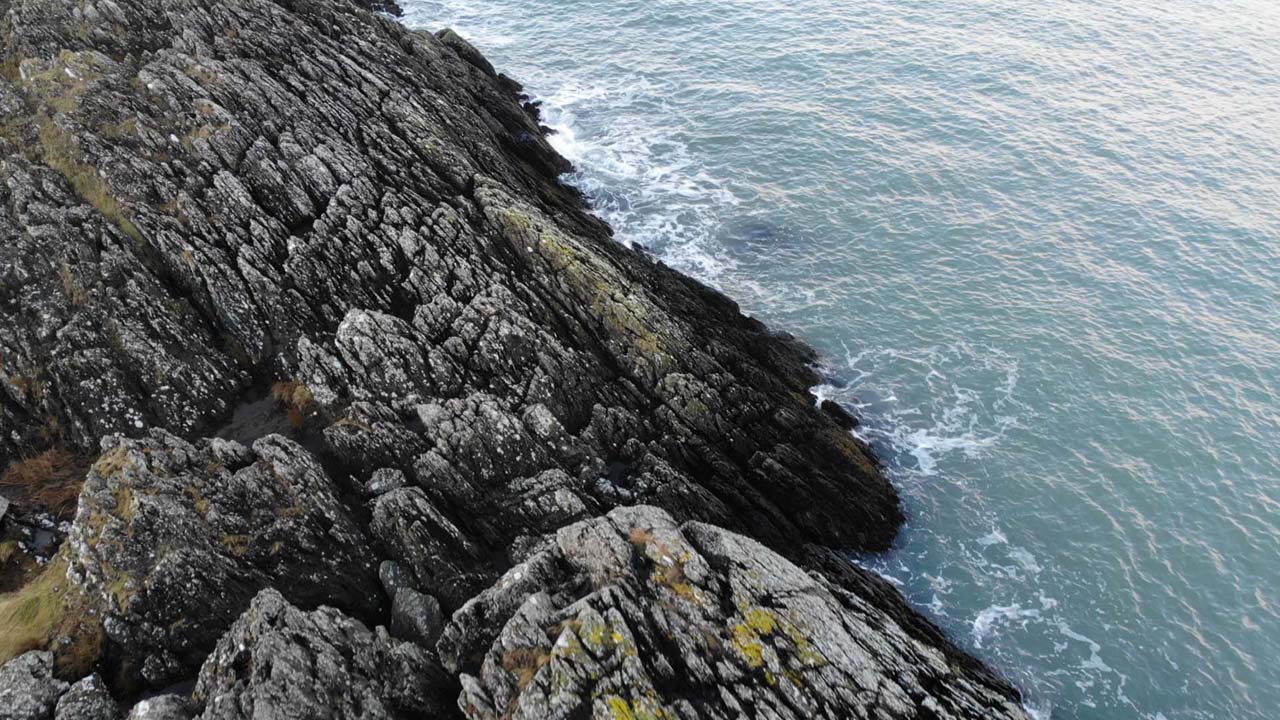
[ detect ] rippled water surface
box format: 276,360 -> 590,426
401,2 -> 1280,717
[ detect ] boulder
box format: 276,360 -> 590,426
123,697 -> 188,720
64,431 -> 381,688
190,589 -> 449,720
365,468 -> 407,497
54,675 -> 118,720
377,560 -> 416,600
389,589 -> 444,648
0,652 -> 70,720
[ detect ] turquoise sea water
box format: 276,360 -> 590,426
402,2 -> 1280,718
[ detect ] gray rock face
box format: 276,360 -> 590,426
0,0 -> 1027,717
365,467 -> 406,497
0,652 -> 70,720
54,675 -> 118,720
442,506 -> 1028,720
64,431 -> 381,687
369,485 -> 490,608
190,589 -> 449,720
123,697 -> 188,720
389,588 -> 444,648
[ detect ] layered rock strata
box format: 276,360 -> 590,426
0,0 -> 1028,718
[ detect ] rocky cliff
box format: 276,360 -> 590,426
0,0 -> 1029,718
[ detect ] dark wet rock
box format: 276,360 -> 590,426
190,589 -> 449,720
389,588 -> 443,648
351,0 -> 402,16
0,651 -> 69,720
369,485 -> 490,609
436,29 -> 496,78
820,397 -> 861,430
0,0 -> 1025,716
442,506 -> 1028,720
54,675 -> 118,720
64,431 -> 381,688
378,560 -> 416,600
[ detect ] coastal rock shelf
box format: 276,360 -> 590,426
0,0 -> 1028,718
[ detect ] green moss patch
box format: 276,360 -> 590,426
0,552 -> 105,676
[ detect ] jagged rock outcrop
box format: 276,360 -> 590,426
63,430 -> 382,688
52,675 -> 117,720
191,588 -> 449,720
442,506 -> 1026,720
0,652 -> 69,720
0,0 -> 894,558
0,654 -> 115,720
0,0 -> 1028,717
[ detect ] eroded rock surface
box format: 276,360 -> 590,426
0,652 -> 69,720
442,506 -> 1026,720
0,0 -> 1028,717
66,431 -> 381,687
191,588 -> 448,720
53,675 -> 117,720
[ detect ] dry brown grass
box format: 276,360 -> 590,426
58,260 -> 88,306
501,647 -> 551,690
91,444 -> 131,478
10,374 -> 47,402
652,558 -> 690,588
0,447 -> 87,517
628,527 -> 699,600
0,541 -> 18,566
271,380 -> 315,429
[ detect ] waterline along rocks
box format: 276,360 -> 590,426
0,0 -> 1029,718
